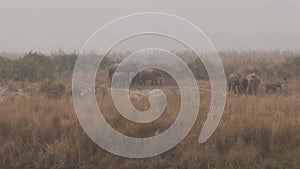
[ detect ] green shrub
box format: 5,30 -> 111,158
53,54 -> 77,73
40,81 -> 65,99
18,52 -> 54,82
291,56 -> 300,71
188,58 -> 209,80
0,56 -> 16,80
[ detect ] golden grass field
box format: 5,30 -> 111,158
0,51 -> 300,169
0,78 -> 299,169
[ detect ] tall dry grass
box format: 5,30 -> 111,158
0,87 -> 300,168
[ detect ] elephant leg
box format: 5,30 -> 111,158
156,78 -> 159,85
250,87 -> 254,95
255,86 -> 258,95
248,86 -> 251,95
151,79 -> 156,85
233,85 -> 237,94
241,86 -> 245,94
228,85 -> 232,93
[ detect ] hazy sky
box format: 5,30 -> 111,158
0,0 -> 299,52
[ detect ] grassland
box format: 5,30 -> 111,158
0,51 -> 299,169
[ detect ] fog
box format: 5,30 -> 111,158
0,0 -> 299,52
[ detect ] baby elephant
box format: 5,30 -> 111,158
265,82 -> 282,93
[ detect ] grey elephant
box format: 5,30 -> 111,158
136,69 -> 162,85
108,63 -> 119,83
228,73 -> 239,94
247,73 -> 261,95
265,82 -> 282,93
110,71 -> 131,88
238,77 -> 248,94
130,73 -> 141,85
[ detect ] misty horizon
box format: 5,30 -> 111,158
1,0 -> 300,52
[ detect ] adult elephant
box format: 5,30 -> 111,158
131,72 -> 142,85
137,69 -> 162,85
108,63 -> 119,83
238,77 -> 248,94
111,72 -> 131,88
228,73 -> 239,94
247,73 -> 261,95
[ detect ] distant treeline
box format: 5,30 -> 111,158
0,52 -> 76,82
0,51 -> 299,82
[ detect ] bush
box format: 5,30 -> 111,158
53,54 -> 77,73
283,56 -> 300,74
291,56 -> 300,72
0,56 -> 17,80
40,81 -> 65,99
18,52 -> 54,82
188,58 -> 209,80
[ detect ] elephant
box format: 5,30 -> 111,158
265,82 -> 282,93
136,69 -> 162,85
109,64 -> 162,86
130,73 -> 140,85
228,73 -> 239,94
247,73 -> 261,95
108,63 -> 119,83
238,77 -> 248,94
110,72 -> 131,88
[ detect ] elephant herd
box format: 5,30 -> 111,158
228,73 -> 283,95
108,63 -> 283,94
108,63 -> 162,86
